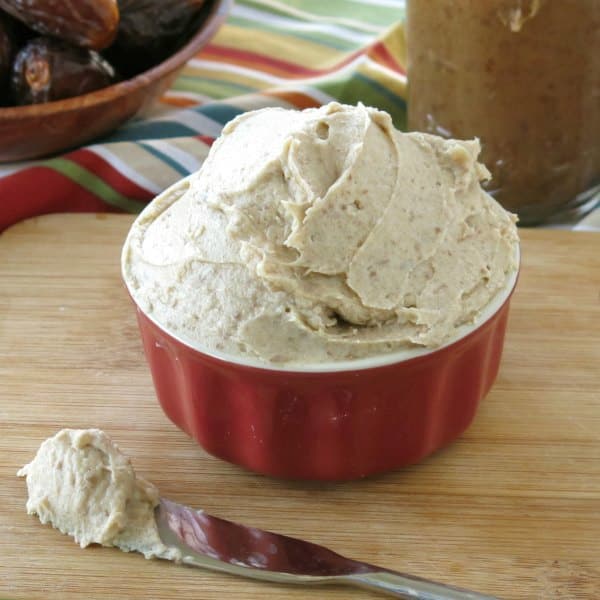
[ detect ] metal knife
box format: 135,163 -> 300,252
156,498 -> 501,600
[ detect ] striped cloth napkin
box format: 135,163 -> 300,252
0,0 -> 597,232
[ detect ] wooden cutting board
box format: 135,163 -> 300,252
1,214 -> 599,600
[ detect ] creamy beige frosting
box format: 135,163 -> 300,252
122,102 -> 519,365
17,429 -> 178,560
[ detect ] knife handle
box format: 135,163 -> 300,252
345,570 -> 501,600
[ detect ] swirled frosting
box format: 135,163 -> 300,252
122,102 -> 518,365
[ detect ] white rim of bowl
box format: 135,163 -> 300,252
122,178 -> 520,374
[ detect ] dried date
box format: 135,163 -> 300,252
0,12 -> 15,103
11,37 -> 116,105
0,0 -> 119,50
107,0 -> 207,76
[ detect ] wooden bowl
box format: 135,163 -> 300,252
0,0 -> 232,163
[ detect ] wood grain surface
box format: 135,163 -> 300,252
1,214 -> 599,600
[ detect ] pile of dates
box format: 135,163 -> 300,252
0,0 -> 208,106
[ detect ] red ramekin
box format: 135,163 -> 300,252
123,250 -> 518,480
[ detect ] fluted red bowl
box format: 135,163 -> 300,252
124,246 -> 519,481
0,0 -> 231,162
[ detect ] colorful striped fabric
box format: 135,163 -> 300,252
0,0 -> 598,231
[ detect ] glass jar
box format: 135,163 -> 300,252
406,0 -> 600,225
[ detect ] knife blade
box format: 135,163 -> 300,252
156,497 -> 501,600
